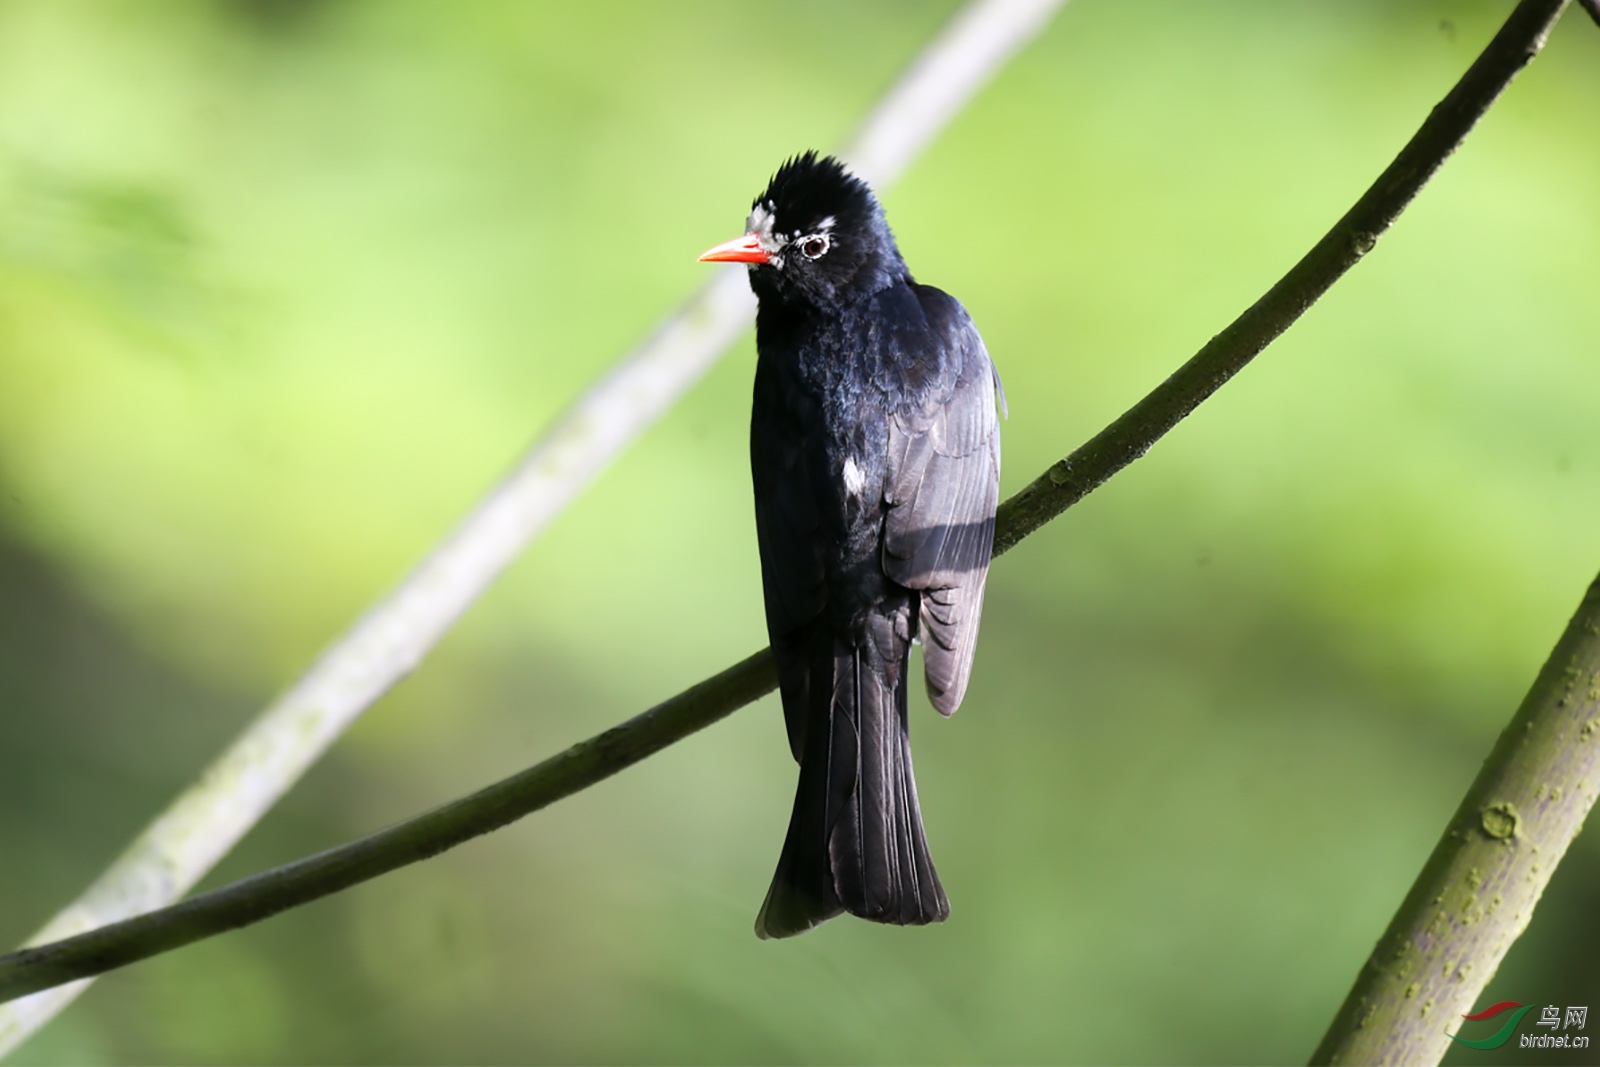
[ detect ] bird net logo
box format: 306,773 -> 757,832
1448,1001 -> 1588,1051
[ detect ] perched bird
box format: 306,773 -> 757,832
700,152 -> 1003,938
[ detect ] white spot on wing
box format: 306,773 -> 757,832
842,456 -> 867,496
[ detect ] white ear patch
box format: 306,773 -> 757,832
842,456 -> 867,496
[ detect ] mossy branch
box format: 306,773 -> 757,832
0,0 -> 1572,1010
1310,573 -> 1600,1065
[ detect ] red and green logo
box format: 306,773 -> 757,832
1448,1001 -> 1535,1050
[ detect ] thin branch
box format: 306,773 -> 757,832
995,0 -> 1570,553
0,651 -> 780,1007
0,0 -> 1069,1054
0,0 -> 1571,1010
1310,572 -> 1600,1066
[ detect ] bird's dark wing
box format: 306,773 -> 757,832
751,354 -> 828,761
882,285 -> 1001,715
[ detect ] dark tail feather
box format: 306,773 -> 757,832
756,615 -> 948,939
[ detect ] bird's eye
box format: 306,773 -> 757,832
799,235 -> 830,259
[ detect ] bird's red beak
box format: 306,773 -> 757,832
698,232 -> 769,264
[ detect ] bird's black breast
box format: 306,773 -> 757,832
751,280 -> 970,641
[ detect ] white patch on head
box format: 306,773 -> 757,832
747,201 -> 774,236
745,200 -> 790,266
817,216 -> 836,232
842,455 -> 867,496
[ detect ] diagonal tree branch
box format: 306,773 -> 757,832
0,0 -> 1573,1012
994,0 -> 1570,552
0,0 -> 1069,1054
1310,570 -> 1600,1065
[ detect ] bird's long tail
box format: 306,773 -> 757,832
755,610 -> 949,939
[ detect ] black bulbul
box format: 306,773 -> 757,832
700,152 -> 1002,939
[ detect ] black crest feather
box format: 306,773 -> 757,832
755,151 -> 876,234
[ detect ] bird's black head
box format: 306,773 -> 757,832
699,151 -> 907,309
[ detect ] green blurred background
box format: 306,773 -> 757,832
1,1 -> 1597,1062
